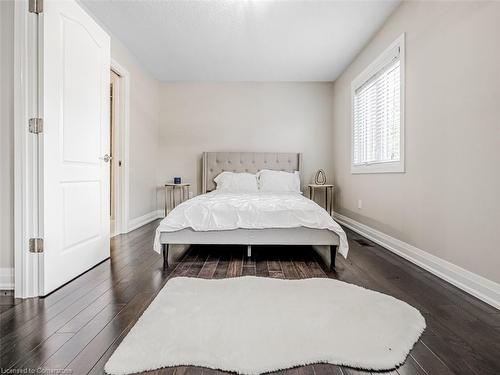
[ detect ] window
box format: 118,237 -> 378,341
351,34 -> 405,174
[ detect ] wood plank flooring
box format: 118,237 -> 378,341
1,220 -> 499,375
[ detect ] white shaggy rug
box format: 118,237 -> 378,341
105,277 -> 425,375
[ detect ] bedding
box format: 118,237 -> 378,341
257,169 -> 301,193
154,191 -> 348,257
214,171 -> 259,192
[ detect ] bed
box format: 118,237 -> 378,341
154,152 -> 348,269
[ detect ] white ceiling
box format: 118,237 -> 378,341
81,0 -> 400,82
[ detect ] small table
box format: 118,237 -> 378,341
308,184 -> 334,215
164,183 -> 191,215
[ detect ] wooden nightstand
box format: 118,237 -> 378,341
308,184 -> 334,215
164,183 -> 191,215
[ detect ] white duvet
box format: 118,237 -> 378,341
154,191 -> 348,257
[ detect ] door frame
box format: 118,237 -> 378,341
110,59 -> 130,237
14,0 -> 42,298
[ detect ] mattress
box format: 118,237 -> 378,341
154,191 -> 349,257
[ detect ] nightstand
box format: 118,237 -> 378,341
164,183 -> 191,215
308,184 -> 334,215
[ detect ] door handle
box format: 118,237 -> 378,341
99,154 -> 112,163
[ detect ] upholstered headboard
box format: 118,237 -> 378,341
202,152 -> 303,193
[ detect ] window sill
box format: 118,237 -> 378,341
351,162 -> 405,174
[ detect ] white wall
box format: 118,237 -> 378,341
332,1 -> 500,283
110,37 -> 161,226
157,82 -> 335,204
0,0 -> 15,286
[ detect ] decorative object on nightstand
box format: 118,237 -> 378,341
314,169 -> 327,185
308,183 -> 334,215
164,182 -> 190,215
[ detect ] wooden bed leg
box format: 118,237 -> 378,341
162,244 -> 169,269
330,245 -> 337,270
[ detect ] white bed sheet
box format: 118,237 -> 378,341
154,191 -> 349,257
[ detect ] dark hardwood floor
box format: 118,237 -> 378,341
1,220 -> 499,375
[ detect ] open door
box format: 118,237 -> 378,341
41,0 -> 111,295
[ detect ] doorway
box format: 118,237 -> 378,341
108,60 -> 130,239
14,0 -> 131,298
110,69 -> 120,237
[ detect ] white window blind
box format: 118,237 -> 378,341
350,34 -> 406,175
353,56 -> 401,166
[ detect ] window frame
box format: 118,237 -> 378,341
350,33 -> 406,174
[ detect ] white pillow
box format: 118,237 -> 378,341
257,170 -> 301,193
213,172 -> 259,192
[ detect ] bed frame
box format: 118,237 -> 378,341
160,152 -> 339,270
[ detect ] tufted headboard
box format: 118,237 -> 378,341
202,152 -> 303,193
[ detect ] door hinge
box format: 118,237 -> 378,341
29,238 -> 44,253
29,0 -> 43,14
29,118 -> 43,134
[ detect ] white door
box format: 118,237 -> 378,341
41,0 -> 111,295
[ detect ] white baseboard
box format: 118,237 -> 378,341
0,268 -> 14,290
333,212 -> 500,310
127,210 -> 163,233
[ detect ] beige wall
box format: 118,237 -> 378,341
332,1 -> 500,283
157,82 -> 335,204
110,38 -> 161,222
1,0 -> 15,273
